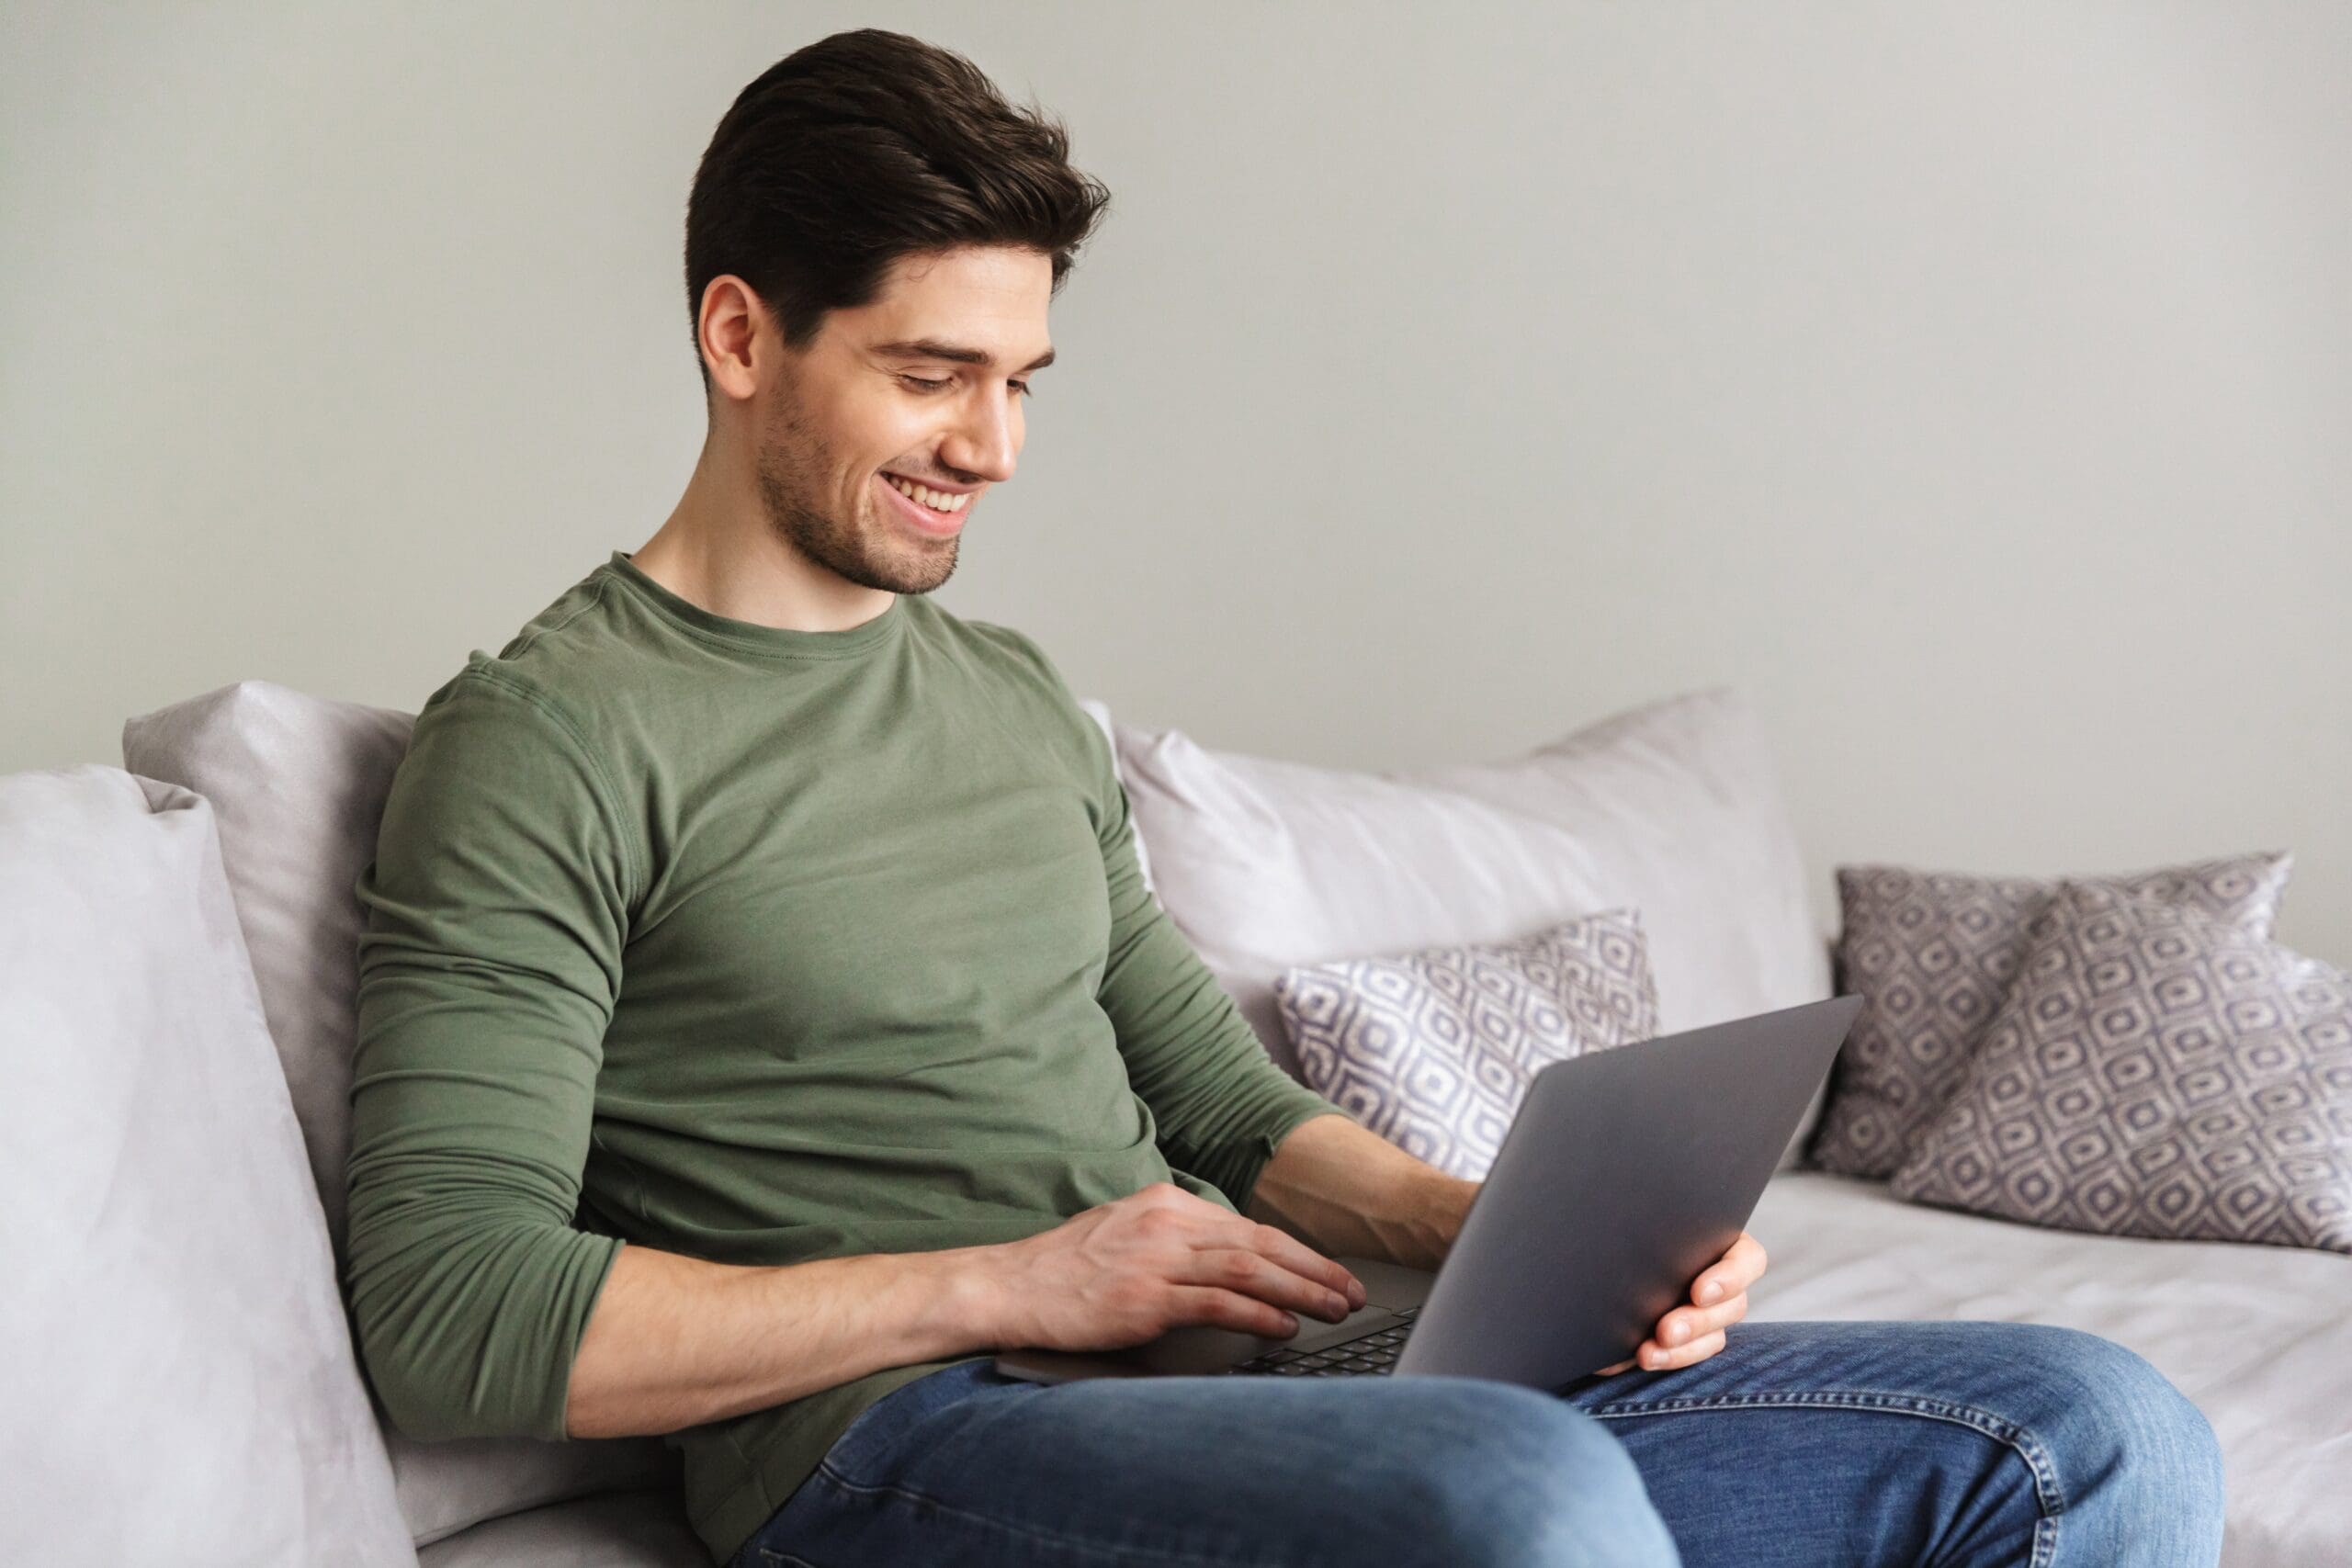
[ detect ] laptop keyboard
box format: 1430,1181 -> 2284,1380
1223,1304 -> 1422,1377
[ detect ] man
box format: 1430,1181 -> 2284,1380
345,28 -> 2227,1568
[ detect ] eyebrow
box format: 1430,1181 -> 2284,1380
872,337 -> 1057,374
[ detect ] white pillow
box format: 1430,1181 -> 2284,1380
0,766 -> 414,1567
1112,686 -> 1835,1165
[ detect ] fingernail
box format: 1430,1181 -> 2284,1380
1280,1313 -> 1299,1333
1701,1281 -> 1722,1303
1327,1292 -> 1349,1315
1665,1322 -> 1688,1346
1348,1278 -> 1366,1305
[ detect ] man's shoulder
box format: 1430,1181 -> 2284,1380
915,598 -> 1067,692
408,563 -> 645,773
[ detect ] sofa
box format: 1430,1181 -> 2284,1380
2,676 -> 2342,1567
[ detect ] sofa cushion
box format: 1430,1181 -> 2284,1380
1112,686 -> 1834,1166
1274,908 -> 1658,1179
0,764 -> 415,1567
1747,1170 -> 2352,1568
121,681 -> 677,1545
415,1486 -> 706,1568
121,681 -> 413,1250
1806,853 -> 2293,1180
1891,882 -> 2352,1253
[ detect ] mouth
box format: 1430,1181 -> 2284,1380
876,471 -> 970,538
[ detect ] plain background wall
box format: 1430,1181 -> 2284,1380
6,3 -> 2347,964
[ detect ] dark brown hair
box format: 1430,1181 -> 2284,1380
684,29 -> 1112,393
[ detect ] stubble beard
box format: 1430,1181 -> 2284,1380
753,395 -> 957,597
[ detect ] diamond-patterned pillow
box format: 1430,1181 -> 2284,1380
1806,852 -> 2293,1179
1272,909 -> 1658,1180
1890,881 -> 2352,1254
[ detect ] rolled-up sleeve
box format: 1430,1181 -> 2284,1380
343,667 -> 635,1443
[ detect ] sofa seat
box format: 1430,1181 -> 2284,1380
415,1486 -> 707,1568
1747,1171 -> 2351,1568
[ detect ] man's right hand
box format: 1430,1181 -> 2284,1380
970,1181 -> 1369,1351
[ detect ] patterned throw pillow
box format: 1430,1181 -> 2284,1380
1806,852 -> 2293,1179
1891,882 -> 2352,1254
1272,909 -> 1658,1179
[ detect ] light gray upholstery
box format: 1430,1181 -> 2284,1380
413,1488 -> 707,1568
0,766 -> 416,1567
1748,1172 -> 2352,1568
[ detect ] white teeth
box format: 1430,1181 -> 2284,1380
885,474 -> 969,513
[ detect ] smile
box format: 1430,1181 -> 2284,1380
882,472 -> 971,513
877,472 -> 967,536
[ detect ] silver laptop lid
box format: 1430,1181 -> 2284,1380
1394,993 -> 1863,1390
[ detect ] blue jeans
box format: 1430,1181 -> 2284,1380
728,1319 -> 2226,1567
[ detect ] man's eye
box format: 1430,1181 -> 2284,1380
899,374 -> 1033,400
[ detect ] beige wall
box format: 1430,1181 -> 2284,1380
6,3 -> 2346,963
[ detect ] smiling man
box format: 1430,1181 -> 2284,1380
343,28 -> 2228,1568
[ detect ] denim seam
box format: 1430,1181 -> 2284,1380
809,1461 -> 1289,1567
1581,1389 -> 2064,1568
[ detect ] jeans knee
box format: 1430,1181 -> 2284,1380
2006,1326 -> 2226,1540
1380,1381 -> 1679,1568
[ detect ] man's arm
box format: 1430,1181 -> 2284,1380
345,671 -> 635,1443
562,1235 -> 1001,1437
1242,1106 -> 1477,1272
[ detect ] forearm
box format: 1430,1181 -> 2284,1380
563,1239 -> 998,1438
1241,1111 -> 1479,1272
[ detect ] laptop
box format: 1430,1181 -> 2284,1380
993,993 -> 1863,1393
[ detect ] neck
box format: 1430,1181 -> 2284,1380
630,446 -> 893,635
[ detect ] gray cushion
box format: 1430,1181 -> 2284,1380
1807,852 -> 2293,1179
121,682 -> 678,1546
0,765 -> 414,1567
1891,881 -> 2352,1252
1274,909 -> 1658,1179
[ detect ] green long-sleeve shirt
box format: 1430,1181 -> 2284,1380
345,548 -> 1342,1565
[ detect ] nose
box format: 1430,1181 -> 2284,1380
940,387 -> 1020,486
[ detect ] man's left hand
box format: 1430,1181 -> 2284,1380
1590,1230 -> 1767,1375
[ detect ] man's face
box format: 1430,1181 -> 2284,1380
751,244 -> 1054,596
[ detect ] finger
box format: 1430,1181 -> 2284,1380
1182,1247 -> 1355,1324
1636,1327 -> 1727,1371
1653,1291 -> 1750,1351
1210,1217 -> 1367,1309
1166,1282 -> 1303,1339
1592,1357 -> 1637,1377
1691,1232 -> 1769,1305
